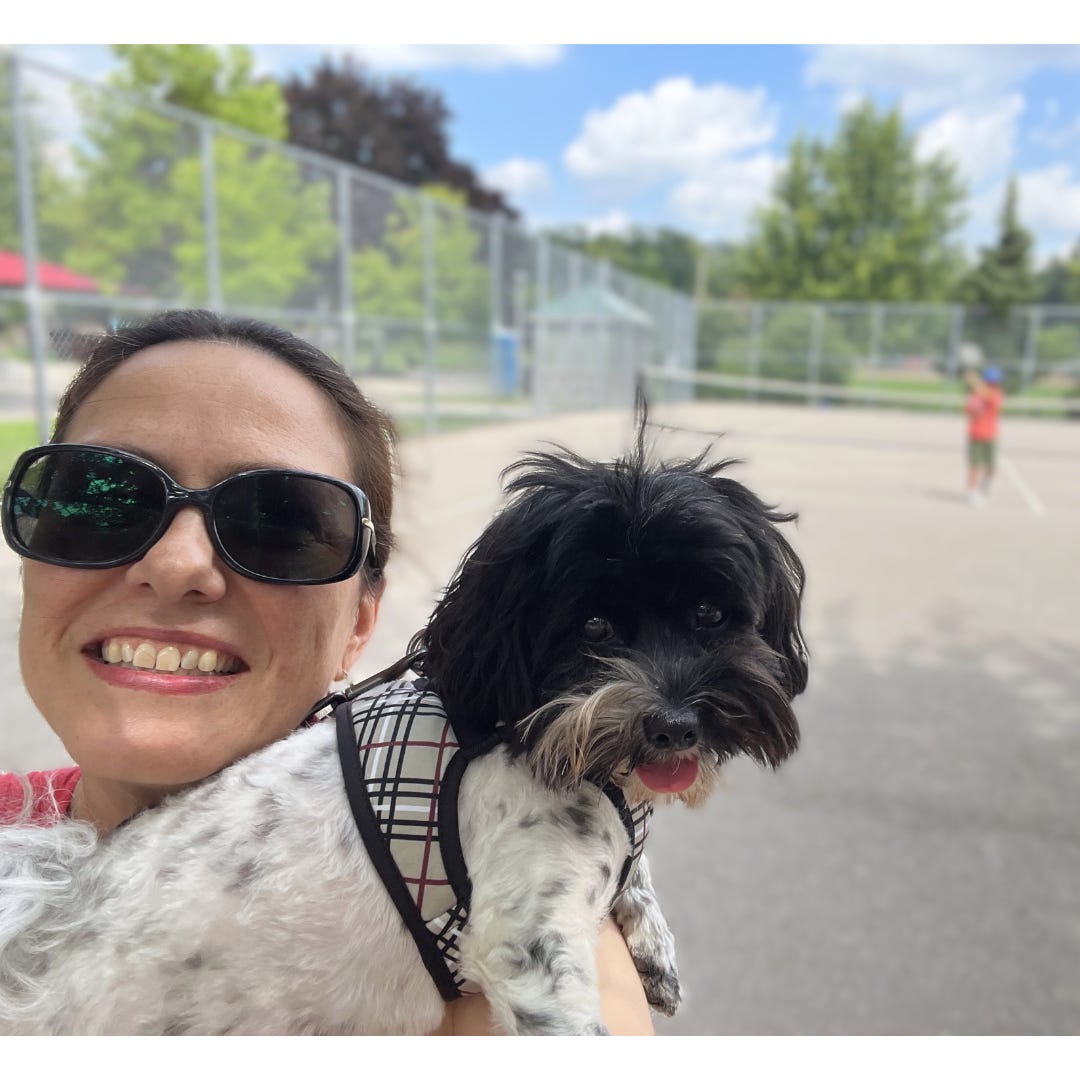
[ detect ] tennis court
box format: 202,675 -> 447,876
3,398 -> 1078,1033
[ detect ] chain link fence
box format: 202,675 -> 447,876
685,300 -> 1080,417
5,51 -> 1079,439
0,51 -> 697,441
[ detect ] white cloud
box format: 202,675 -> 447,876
1031,112 -> 1080,151
481,158 -> 552,201
330,45 -> 564,72
916,96 -> 1024,187
807,45 -> 1080,115
961,169 -> 1080,262
668,152 -> 780,239
583,210 -> 633,238
1018,166 -> 1080,241
563,76 -> 776,196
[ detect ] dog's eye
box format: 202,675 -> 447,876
583,617 -> 615,643
695,603 -> 725,629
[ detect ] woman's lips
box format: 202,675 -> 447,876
85,653 -> 243,695
83,630 -> 247,696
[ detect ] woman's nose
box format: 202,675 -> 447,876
123,507 -> 228,602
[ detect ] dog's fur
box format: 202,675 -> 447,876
0,419 -> 807,1035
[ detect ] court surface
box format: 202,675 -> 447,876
3,400 -> 1078,1034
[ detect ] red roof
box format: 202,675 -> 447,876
0,251 -> 100,293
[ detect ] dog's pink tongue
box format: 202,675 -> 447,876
635,758 -> 699,793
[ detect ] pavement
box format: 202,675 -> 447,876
3,400 -> 1079,1034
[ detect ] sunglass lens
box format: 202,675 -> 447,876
214,473 -> 359,582
12,450 -> 165,564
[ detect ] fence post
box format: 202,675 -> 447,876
868,303 -> 883,404
199,120 -> 222,310
808,305 -> 824,406
488,213 -> 505,414
11,53 -> 50,443
489,213 -> 504,334
336,166 -> 356,375
598,260 -> 613,409
1021,306 -> 1042,392
946,304 -> 965,382
534,235 -> 549,414
747,302 -> 763,401
421,194 -> 437,435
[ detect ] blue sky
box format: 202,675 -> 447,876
20,43 -> 1080,263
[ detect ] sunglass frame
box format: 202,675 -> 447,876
1,443 -> 377,586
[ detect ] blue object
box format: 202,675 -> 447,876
491,330 -> 519,396
982,365 -> 1003,384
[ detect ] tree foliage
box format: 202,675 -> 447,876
52,45 -> 335,304
352,184 -> 490,328
738,102 -> 968,301
1034,240 -> 1080,305
542,226 -> 702,295
283,57 -> 517,219
108,45 -> 287,139
956,177 -> 1035,318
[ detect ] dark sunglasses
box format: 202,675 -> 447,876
2,444 -> 378,586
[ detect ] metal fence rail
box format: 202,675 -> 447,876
696,299 -> 1080,414
0,50 -> 697,439
4,50 -> 1079,439
640,364 -> 1080,418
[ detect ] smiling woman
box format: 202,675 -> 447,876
0,308 -> 653,1036
11,317 -> 389,823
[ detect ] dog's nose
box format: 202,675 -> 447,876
643,708 -> 700,751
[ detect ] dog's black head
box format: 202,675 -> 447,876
418,423 -> 808,805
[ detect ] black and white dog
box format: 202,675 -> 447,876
0,416 -> 807,1035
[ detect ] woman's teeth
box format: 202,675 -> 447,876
98,639 -> 241,675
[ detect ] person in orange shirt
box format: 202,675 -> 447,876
964,365 -> 1004,506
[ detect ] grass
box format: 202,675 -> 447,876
0,419 -> 44,479
849,374 -> 962,397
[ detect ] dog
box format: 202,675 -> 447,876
0,414 -> 807,1035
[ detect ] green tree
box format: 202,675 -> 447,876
52,45 -> 335,304
1035,240 -> 1080,305
956,177 -> 1035,318
739,102 -> 967,301
543,225 -> 701,295
352,184 -> 490,327
109,45 -> 287,139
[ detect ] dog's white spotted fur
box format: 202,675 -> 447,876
0,722 -> 678,1035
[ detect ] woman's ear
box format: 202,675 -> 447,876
336,575 -> 386,681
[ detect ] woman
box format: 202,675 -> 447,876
0,310 -> 653,1035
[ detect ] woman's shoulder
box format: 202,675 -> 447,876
0,766 -> 81,825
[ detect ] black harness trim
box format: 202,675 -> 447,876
334,695 -> 461,1001
330,659 -> 650,1003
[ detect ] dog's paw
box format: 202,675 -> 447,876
633,954 -> 682,1017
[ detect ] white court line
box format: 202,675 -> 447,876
1002,456 -> 1048,517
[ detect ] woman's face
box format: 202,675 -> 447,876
19,340 -> 380,790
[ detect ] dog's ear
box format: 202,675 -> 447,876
419,489 -> 563,745
706,472 -> 809,700
759,527 -> 809,698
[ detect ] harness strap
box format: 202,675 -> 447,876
602,783 -> 645,896
334,697 -> 462,1002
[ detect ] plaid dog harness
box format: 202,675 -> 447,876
333,676 -> 652,1002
